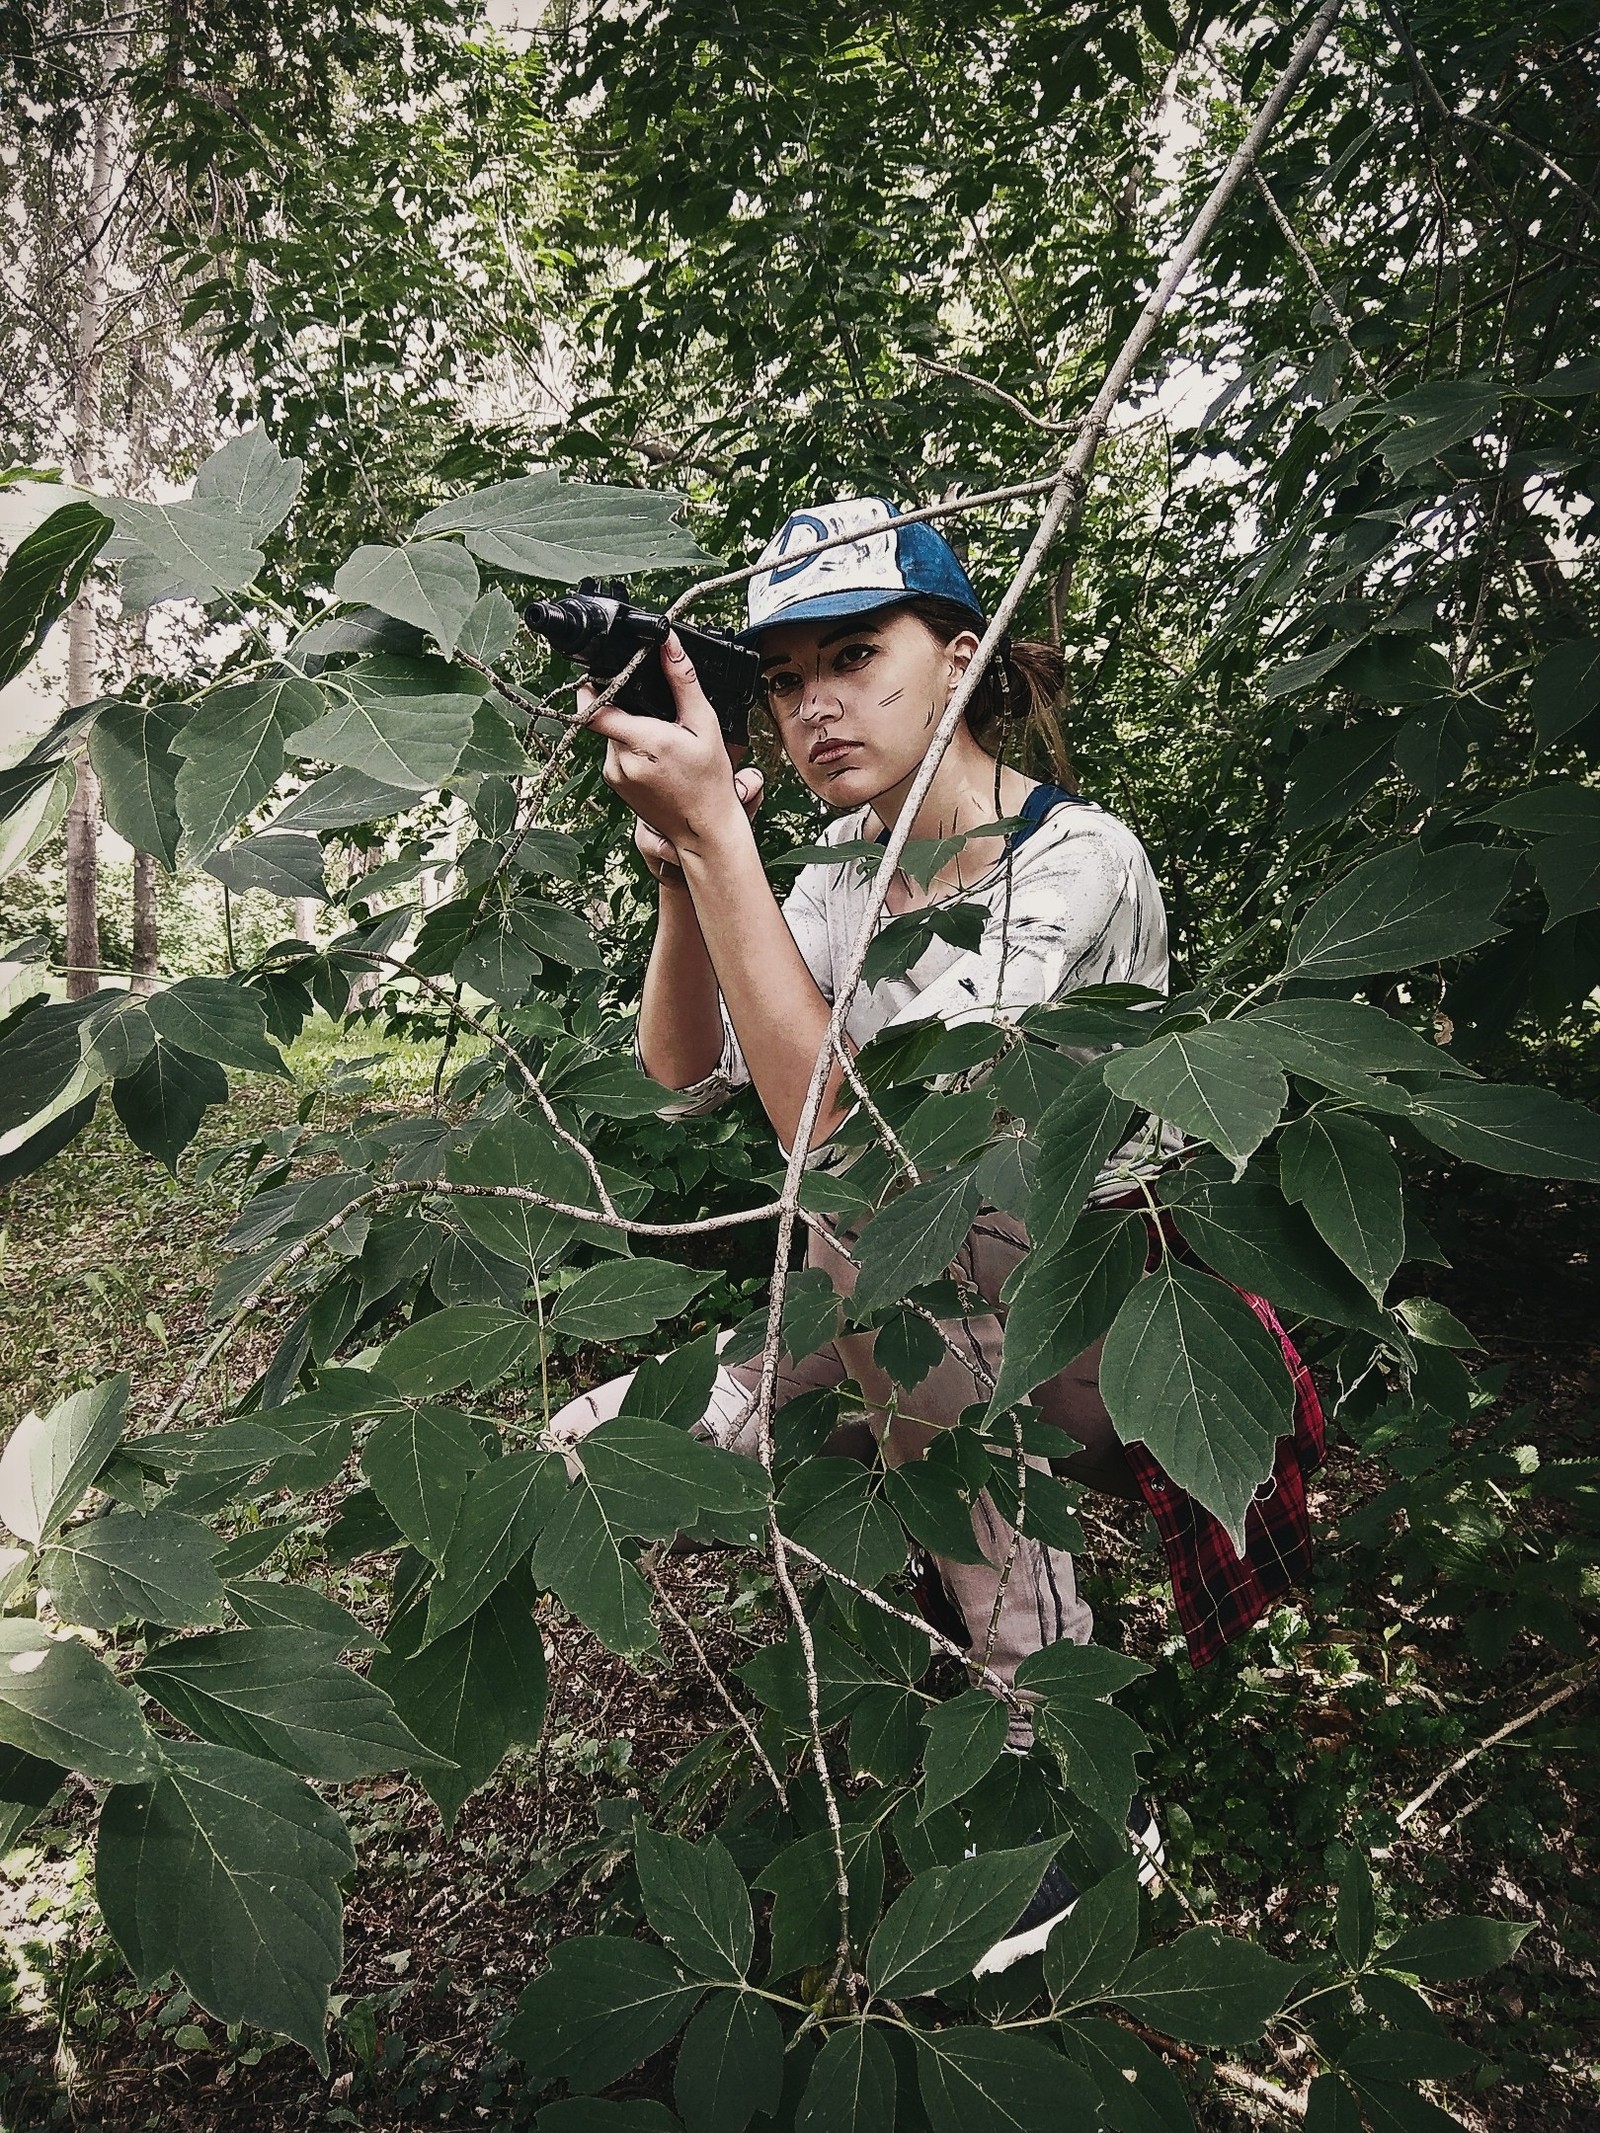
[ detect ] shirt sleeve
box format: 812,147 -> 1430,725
885,807 -> 1168,1034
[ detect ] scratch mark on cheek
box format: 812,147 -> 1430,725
878,687 -> 905,708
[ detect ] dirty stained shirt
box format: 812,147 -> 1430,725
651,792 -> 1170,1187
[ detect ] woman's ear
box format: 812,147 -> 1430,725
946,629 -> 980,688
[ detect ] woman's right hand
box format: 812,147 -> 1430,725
577,675 -> 764,883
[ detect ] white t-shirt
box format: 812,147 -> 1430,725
649,792 -> 1170,1171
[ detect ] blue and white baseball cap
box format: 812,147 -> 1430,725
742,496 -> 985,640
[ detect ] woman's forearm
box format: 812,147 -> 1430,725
676,816 -> 848,1151
638,881 -> 726,1090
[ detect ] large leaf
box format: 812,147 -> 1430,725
1403,1081 -> 1600,1181
112,1039 -> 228,1170
363,1403 -> 492,1562
576,1416 -> 766,1542
0,499 -> 112,689
445,1110 -> 615,1268
105,495 -> 264,607
147,977 -> 286,1078
0,1373 -> 127,1544
1380,1915 -> 1532,1980
549,1258 -> 715,1342
426,1449 -> 566,1638
1530,833 -> 1600,927
96,1740 -> 353,2069
1161,1168 -> 1394,1343
866,1839 -> 1061,1997
204,829 -> 327,902
1235,998 -> 1468,1091
637,1827 -> 754,1981
87,700 -> 186,870
674,1990 -> 784,2133
284,661 -> 477,795
1100,1261 -> 1293,1548
416,474 -> 716,580
915,2028 -> 1099,2133
273,765 -> 419,832
0,995 -> 104,1138
757,1823 -> 884,1979
1278,1110 -> 1405,1298
39,1510 -> 226,1630
378,1305 -> 536,1397
1044,1862 -> 1142,2006
1286,845 -> 1516,978
174,676 -> 314,859
191,425 -> 303,537
1060,2016 -> 1196,2133
0,756 -> 73,882
1013,1642 -> 1152,1826
849,1165 -> 982,1316
920,1689 -> 1009,1816
778,1459 -> 903,1589
798,2022 -> 896,2133
528,1478 -> 658,1656
0,1618 -> 156,1781
1111,1925 -> 1299,2045
332,539 -> 480,657
1103,1024 -> 1286,1166
1527,640 -> 1600,745
136,1628 -> 437,1779
371,1574 -> 546,1828
882,1430 -> 992,1566
1028,1076 -> 1136,1256
503,1935 -> 703,2092
987,1211 -> 1146,1420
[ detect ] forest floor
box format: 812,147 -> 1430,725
0,1023 -> 1593,2132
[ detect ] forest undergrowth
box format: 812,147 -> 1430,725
0,1027 -> 1591,2133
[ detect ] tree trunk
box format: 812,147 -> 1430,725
62,32 -> 125,1002
293,897 -> 319,944
130,850 -> 159,993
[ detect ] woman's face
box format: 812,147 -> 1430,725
757,606 -> 978,806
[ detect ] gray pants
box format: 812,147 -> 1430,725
549,1211 -> 1139,1739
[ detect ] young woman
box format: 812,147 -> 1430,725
551,497 -> 1321,1959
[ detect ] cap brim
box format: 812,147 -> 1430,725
738,587 -> 982,647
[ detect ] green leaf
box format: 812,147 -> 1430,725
862,900 -> 986,988
882,1431 -> 992,1566
456,586 -> 520,662
225,1581 -> 375,1647
1287,845 -> 1516,978
191,425 -> 302,537
867,1840 -> 1061,1997
147,977 -> 286,1078
1236,998 -> 1468,1089
0,756 -> 73,882
0,1618 -> 156,1781
204,830 -> 327,903
1111,1926 -> 1299,2045
1380,1914 -> 1531,1979
1028,1076 -> 1136,1256
778,1459 -> 903,1589
798,2022 -> 896,2133
1278,1110 -> 1405,1298
1282,723 -> 1396,835
112,1040 -> 229,1170
1261,638 -> 1367,701
136,1628 -> 437,1779
850,1167 -> 982,1316
1013,1642 -> 1152,1825
529,1479 -> 658,1656
849,1684 -> 920,1783
333,540 -> 480,657
417,475 -> 716,580
512,897 -> 605,972
1403,1081 -> 1600,1181
1336,1851 -> 1376,1971
1530,833 -> 1600,926
757,1825 -> 883,1980
96,1739 -> 352,2070
173,677 -> 313,860
1103,1024 -> 1286,1167
549,1258 -> 714,1342
637,1827 -> 754,1981
363,1404 -> 491,1562
1100,1260 -> 1294,1548
378,1305 -> 535,1397
0,500 -> 111,689
618,1333 -> 722,1432
1305,2075 -> 1365,2133
107,494 -> 264,607
372,1575 -> 546,1829
445,1110 -> 613,1269
534,2105 -> 680,2133
1475,782 -> 1600,838
0,996 -> 102,1138
86,699 -> 185,870
987,1211 -> 1146,1420
1059,2016 -> 1195,2133
673,1991 -> 783,2133
426,1450 -> 566,1639
504,1935 -> 703,2091
1527,640 -> 1600,745
920,1689 -> 1008,1816
915,2028 -> 1099,2132
576,1417 -> 765,1543
39,1511 -> 226,1630
1045,1862 -> 1142,2005
284,663 -> 476,795
273,765 -> 418,832
1332,638 -> 1454,704
454,911 -> 542,1004
0,1373 -> 127,1544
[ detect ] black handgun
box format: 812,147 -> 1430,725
523,579 -> 758,747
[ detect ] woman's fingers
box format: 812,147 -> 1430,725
732,765 -> 764,818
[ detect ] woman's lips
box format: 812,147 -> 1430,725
809,737 -> 861,768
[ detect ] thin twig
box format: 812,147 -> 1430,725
643,1560 -> 790,1804
1394,1666 -> 1594,1826
781,1536 -> 1023,1706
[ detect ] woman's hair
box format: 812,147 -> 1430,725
902,595 -> 1072,783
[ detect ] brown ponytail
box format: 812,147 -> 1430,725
902,595 -> 1072,785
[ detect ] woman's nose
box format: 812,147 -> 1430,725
797,676 -> 839,725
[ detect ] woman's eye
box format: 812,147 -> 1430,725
835,642 -> 875,670
764,672 -> 802,705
